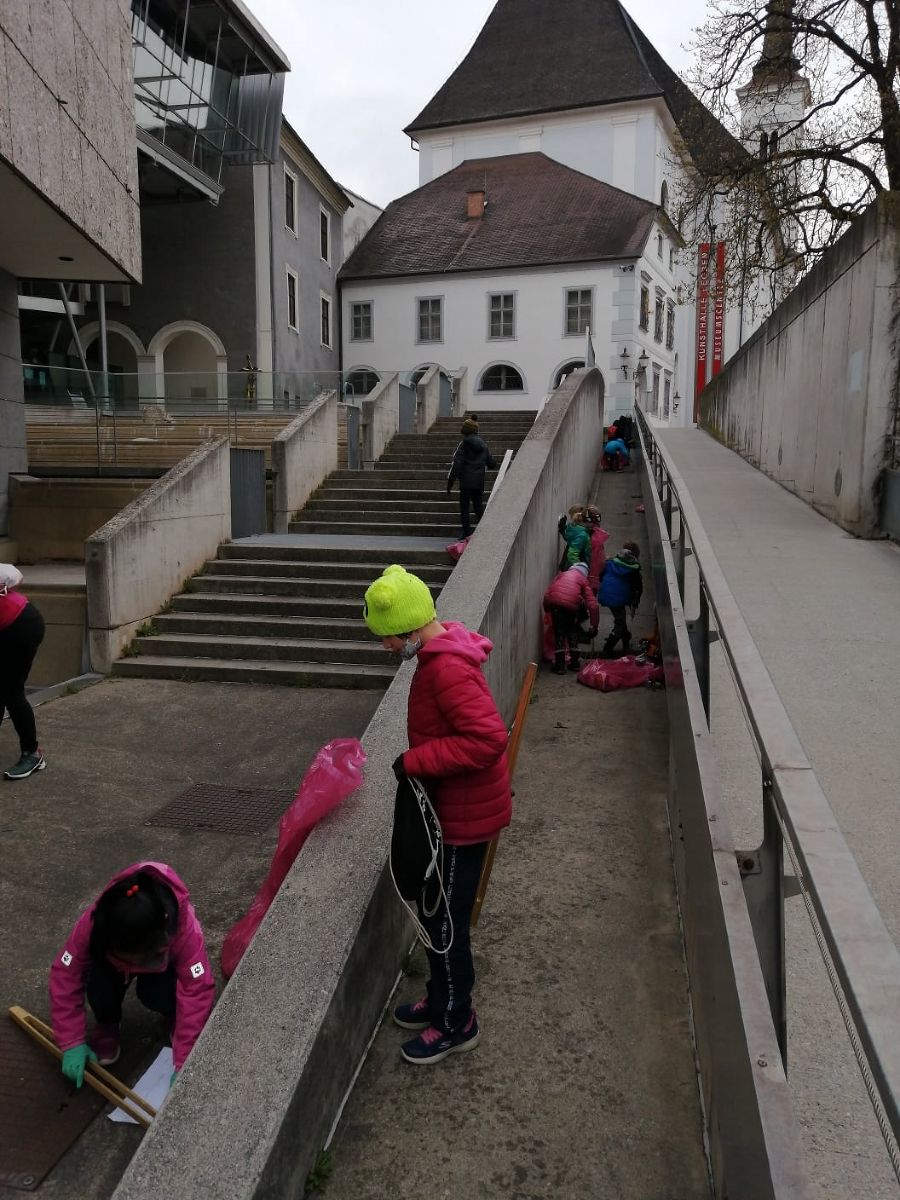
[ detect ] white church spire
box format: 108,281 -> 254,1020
737,1 -> 811,160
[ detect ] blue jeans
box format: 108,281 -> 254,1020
417,841 -> 488,1033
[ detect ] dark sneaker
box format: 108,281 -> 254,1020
89,1022 -> 121,1066
4,750 -> 46,780
401,1013 -> 480,1065
393,996 -> 431,1030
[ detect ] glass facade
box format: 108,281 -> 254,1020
131,0 -> 285,195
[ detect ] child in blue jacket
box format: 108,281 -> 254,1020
598,542 -> 643,656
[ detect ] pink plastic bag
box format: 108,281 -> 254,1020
220,738 -> 367,979
446,536 -> 471,562
576,655 -> 664,692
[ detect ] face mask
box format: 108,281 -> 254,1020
399,637 -> 422,661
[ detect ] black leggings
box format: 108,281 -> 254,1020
0,603 -> 45,754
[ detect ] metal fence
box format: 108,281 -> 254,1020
635,404 -> 900,1197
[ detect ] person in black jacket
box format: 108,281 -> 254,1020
447,419 -> 496,538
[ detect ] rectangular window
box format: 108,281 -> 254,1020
639,286 -> 650,331
350,301 -> 372,342
417,297 -> 442,343
284,168 -> 297,234
565,288 -> 592,336
666,301 -> 675,350
286,268 -> 298,332
320,293 -> 332,348
663,376 -> 672,419
654,294 -> 664,343
652,367 -> 661,414
320,208 -> 331,263
489,292 -> 515,339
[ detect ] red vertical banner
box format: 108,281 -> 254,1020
712,240 -> 726,378
695,243 -> 711,419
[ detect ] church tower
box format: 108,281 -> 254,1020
736,0 -> 811,162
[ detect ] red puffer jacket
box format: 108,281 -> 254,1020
401,623 -> 511,845
542,564 -> 600,628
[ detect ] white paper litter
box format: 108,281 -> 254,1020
107,1046 -> 173,1124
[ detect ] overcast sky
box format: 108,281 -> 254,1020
247,0 -> 710,209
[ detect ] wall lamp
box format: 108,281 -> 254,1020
619,347 -> 631,378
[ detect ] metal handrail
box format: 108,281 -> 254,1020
635,403 -> 900,1168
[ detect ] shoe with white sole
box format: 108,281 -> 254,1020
4,750 -> 46,780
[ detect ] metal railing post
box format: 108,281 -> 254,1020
738,777 -> 788,1069
687,586 -> 711,723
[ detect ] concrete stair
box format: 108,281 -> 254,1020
112,412 -> 535,688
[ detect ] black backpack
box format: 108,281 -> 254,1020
390,775 -> 443,905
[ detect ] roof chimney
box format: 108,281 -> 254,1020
466,189 -> 486,219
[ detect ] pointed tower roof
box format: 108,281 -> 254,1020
404,0 -> 742,172
749,0 -> 802,85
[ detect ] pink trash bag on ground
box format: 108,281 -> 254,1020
220,738 -> 367,979
446,536 -> 471,562
576,655 -> 664,692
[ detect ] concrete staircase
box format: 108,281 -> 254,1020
290,414 -> 536,538
112,412 -> 535,688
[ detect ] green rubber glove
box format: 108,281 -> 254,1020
169,1069 -> 178,1088
61,1044 -> 98,1088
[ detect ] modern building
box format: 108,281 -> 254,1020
0,0 -> 141,534
17,0 -> 314,409
341,0 -> 806,422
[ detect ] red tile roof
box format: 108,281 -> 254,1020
339,154 -> 659,281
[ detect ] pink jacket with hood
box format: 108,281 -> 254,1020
543,562 -> 600,628
49,861 -> 215,1070
401,622 -> 511,845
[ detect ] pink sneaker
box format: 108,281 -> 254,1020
89,1023 -> 121,1065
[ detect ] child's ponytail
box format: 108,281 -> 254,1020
89,871 -> 177,959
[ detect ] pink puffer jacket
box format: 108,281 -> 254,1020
542,564 -> 600,628
49,862 -> 215,1071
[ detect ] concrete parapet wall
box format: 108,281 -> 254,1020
700,194 -> 900,538
10,477 -> 151,562
271,390 -> 338,532
26,581 -> 87,686
85,438 -> 231,671
416,364 -> 441,433
361,373 -> 399,468
111,370 -> 603,1200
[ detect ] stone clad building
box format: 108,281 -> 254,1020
0,0 -> 141,533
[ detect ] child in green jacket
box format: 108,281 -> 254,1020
558,506 -> 591,569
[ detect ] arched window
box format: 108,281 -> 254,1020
478,364 -> 524,391
553,360 -> 584,388
760,131 -> 769,162
660,180 -> 669,211
345,369 -> 380,396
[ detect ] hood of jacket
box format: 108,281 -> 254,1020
460,433 -> 488,456
103,861 -> 192,909
613,551 -> 640,570
417,621 -> 493,667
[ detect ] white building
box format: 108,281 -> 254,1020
341,0 -> 805,423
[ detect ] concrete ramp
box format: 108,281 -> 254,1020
324,466 -> 709,1199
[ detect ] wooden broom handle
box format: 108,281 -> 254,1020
9,1005 -> 157,1126
471,661 -> 538,927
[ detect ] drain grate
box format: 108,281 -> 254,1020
0,1020 -> 107,1190
145,784 -> 293,835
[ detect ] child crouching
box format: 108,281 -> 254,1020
49,862 -> 214,1088
543,561 -> 599,674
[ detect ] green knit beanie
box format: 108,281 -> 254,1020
363,565 -> 436,637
